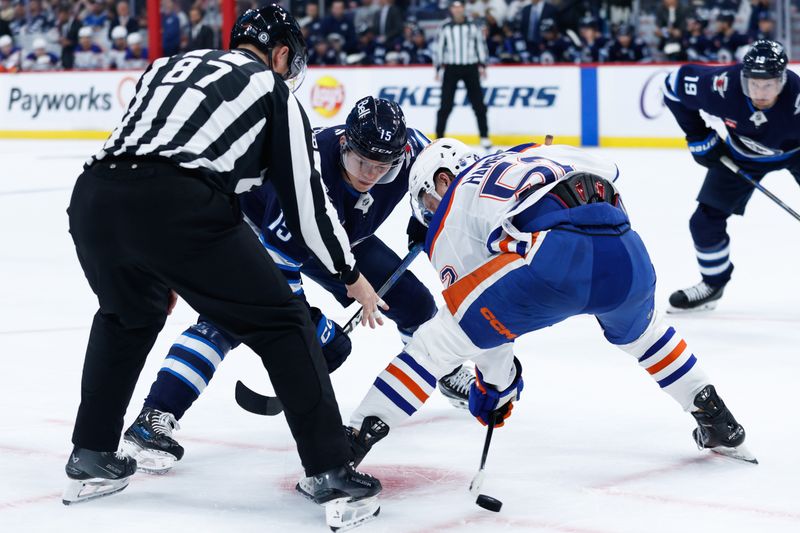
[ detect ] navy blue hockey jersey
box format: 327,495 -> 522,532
238,125 -> 430,274
664,63 -> 800,163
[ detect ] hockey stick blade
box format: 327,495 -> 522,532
234,380 -> 283,416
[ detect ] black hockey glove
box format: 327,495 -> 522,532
468,357 -> 523,428
687,131 -> 728,169
406,216 -> 428,252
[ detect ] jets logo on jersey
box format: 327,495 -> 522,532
355,192 -> 374,214
737,135 -> 781,156
712,72 -> 729,97
749,110 -> 768,127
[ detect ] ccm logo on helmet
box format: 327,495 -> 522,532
480,307 -> 517,340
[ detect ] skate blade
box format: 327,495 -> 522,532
295,481 -> 315,502
62,476 -> 130,505
120,439 -> 177,475
667,301 -> 719,314
325,496 -> 380,532
708,443 -> 759,464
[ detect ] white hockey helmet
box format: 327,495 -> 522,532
408,138 -> 479,226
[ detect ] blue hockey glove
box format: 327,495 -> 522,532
406,216 -> 429,251
687,131 -> 728,169
468,357 -> 523,427
310,306 -> 352,373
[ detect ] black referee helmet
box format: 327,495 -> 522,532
230,3 -> 307,83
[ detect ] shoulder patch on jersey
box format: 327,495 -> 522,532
712,72 -> 729,97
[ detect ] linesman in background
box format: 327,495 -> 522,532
62,3 -> 383,513
434,0 -> 491,150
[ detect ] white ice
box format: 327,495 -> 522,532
1,140 -> 799,533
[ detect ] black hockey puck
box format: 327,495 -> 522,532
475,494 -> 502,512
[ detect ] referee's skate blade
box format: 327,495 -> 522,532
62,476 -> 131,505
325,496 -> 380,531
708,443 -> 758,464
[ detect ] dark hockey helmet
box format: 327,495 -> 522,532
341,96 -> 408,186
741,40 -> 787,100
230,3 -> 307,88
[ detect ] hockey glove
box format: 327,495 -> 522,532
468,357 -> 523,428
687,131 -> 728,169
406,216 -> 429,251
310,307 -> 352,373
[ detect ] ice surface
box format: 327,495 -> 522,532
1,140 -> 798,532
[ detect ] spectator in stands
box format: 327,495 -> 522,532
20,0 -> 53,36
490,22 -> 529,63
0,1 -> 10,39
73,25 -> 104,69
354,24 -> 387,64
536,18 -> 577,63
162,0 -> 184,56
327,32 -> 349,63
578,15 -> 608,63
8,1 -> 25,36
710,11 -> 749,62
299,1 -> 322,39
107,25 -> 128,68
683,14 -> 713,62
307,34 -> 339,65
605,24 -> 651,62
655,0 -> 687,56
23,36 -> 58,71
0,32 -> 21,71
122,31 -> 148,69
186,7 -> 214,51
374,0 -> 403,45
321,0 -> 357,53
750,11 -> 774,41
516,0 -> 558,52
353,0 -> 380,33
55,5 -> 80,69
109,1 -> 139,41
403,26 -> 433,64
83,0 -> 109,31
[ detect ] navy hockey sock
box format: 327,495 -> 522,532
144,322 -> 234,419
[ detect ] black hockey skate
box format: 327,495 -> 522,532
121,408 -> 184,474
691,385 -> 757,464
668,281 -> 725,312
346,416 -> 390,468
296,463 -> 382,531
437,364 -> 475,409
62,446 -> 137,505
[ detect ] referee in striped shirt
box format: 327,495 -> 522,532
64,4 -> 383,498
434,0 -> 490,149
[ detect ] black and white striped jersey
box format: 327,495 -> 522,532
433,19 -> 487,69
91,48 -> 358,283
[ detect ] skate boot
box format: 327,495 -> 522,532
121,407 -> 184,474
437,365 -> 474,409
62,446 -> 137,505
691,385 -> 757,464
297,462 -> 382,531
346,416 -> 390,468
668,281 -> 725,312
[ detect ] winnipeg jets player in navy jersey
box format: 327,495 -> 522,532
120,97 -> 470,473
663,40 -> 800,311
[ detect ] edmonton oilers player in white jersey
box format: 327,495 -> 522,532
663,40 -> 800,311
344,139 -> 756,466
120,97 -> 475,474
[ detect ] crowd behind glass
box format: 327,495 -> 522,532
0,0 -> 778,72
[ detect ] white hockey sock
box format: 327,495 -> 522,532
617,315 -> 709,411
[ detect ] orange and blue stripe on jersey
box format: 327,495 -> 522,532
372,352 -> 437,416
637,326 -> 697,388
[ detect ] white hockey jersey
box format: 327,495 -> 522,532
427,143 -> 619,288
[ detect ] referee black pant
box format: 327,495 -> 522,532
435,64 -> 488,139
67,159 -> 350,476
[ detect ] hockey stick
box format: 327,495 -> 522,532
235,243 -> 425,416
342,243 -> 424,334
720,156 -> 800,222
469,411 -> 503,512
